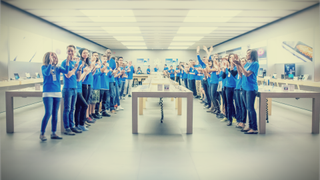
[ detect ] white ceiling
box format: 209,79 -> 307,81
3,0 -> 319,50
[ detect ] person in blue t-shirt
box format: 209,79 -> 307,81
234,57 -> 247,129
188,60 -> 197,96
40,52 -> 71,141
90,52 -> 103,120
136,67 -> 142,74
147,65 -> 151,75
163,64 -> 169,78
168,65 -> 175,80
123,61 -> 135,97
105,49 -> 117,114
60,45 -> 83,135
120,60 -> 128,100
222,53 -> 238,126
175,65 -> 181,85
233,49 -> 259,134
98,55 -> 112,116
154,65 -> 159,72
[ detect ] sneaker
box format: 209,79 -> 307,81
118,106 -> 124,110
128,95 -> 132,97
92,113 -> 102,119
232,117 -> 237,123
64,129 -> 75,135
115,107 -> 119,111
78,125 -> 89,131
85,122 -> 91,126
71,127 -> 82,133
221,117 -> 228,122
86,118 -> 95,123
76,127 -> 83,132
102,112 -> 111,117
51,134 -> 63,139
216,113 -> 225,119
40,134 -> 47,141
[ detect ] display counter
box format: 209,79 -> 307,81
257,78 -> 320,89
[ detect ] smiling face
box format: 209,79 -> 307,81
241,58 -> 246,66
51,53 -> 58,65
105,49 -> 112,58
67,47 -> 75,58
246,50 -> 251,60
92,53 -> 99,61
81,50 -> 89,60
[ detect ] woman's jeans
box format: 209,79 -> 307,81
41,97 -> 61,135
109,82 -> 116,110
234,89 -> 246,123
176,76 -> 181,85
202,80 -> 210,105
75,92 -> 88,126
120,81 -> 125,97
209,83 -> 219,110
184,78 -> 188,89
245,90 -> 258,130
115,82 -> 120,106
225,87 -> 235,122
62,88 -> 77,130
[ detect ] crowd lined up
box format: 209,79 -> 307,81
40,45 -> 259,141
161,46 -> 260,134
40,46 -> 137,141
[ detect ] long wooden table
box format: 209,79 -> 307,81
257,78 -> 320,89
5,87 -> 66,133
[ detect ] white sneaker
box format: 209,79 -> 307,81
115,107 -> 119,111
118,105 -> 124,110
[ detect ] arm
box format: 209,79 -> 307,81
65,62 -> 79,78
42,64 -> 52,76
235,62 -> 254,77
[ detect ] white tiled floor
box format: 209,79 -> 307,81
0,97 -> 319,180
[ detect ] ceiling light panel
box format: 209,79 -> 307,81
102,27 -> 141,34
186,10 -> 242,17
122,42 -> 146,46
172,36 -> 203,41
177,27 -> 218,34
113,36 -> 144,41
170,42 -> 195,46
80,10 -> 135,17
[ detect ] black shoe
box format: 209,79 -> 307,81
227,121 -> 232,126
85,122 -> 91,126
206,106 -> 211,109
241,129 -> 250,132
216,113 -> 225,119
102,112 -> 111,117
128,95 -> 132,97
51,134 -> 63,139
92,113 -> 102,119
86,118 -> 95,123
71,127 -> 82,133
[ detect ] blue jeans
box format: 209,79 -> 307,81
115,82 -> 120,106
234,90 -> 245,123
41,97 -> 61,135
245,90 -> 258,130
119,81 -> 125,97
109,82 -> 116,110
184,78 -> 188,89
240,90 -> 247,123
202,80 -> 210,105
209,83 -> 219,110
62,88 -> 77,129
225,87 -> 235,122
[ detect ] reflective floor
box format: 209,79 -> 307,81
0,96 -> 319,180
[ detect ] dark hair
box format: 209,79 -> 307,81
208,59 -> 213,68
118,56 -> 123,59
247,49 -> 251,52
138,66 -> 141,68
165,64 -> 167,66
181,65 -> 184,68
250,49 -> 258,62
79,48 -> 90,66
67,45 -> 76,50
227,53 -> 234,63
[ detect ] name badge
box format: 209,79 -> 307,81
228,72 -> 231,77
238,76 -> 240,79
52,74 -> 57,81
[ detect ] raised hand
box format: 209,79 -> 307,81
209,46 -> 213,53
49,52 -> 53,64
197,46 -> 200,54
203,45 -> 208,53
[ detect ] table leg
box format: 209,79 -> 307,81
311,97 -> 320,134
60,97 -> 65,134
175,98 -> 178,109
178,98 -> 182,115
6,93 -> 14,133
171,98 -> 174,101
187,94 -> 193,134
132,94 -> 138,134
259,94 -> 267,134
139,97 -> 143,115
267,98 -> 272,116
143,98 -> 146,109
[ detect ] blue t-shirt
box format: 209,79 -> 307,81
225,67 -> 237,88
242,61 -> 259,91
77,65 -> 85,93
209,71 -> 219,84
164,67 -> 168,71
189,67 -> 195,80
137,70 -> 142,74
154,67 -> 159,72
175,68 -> 180,77
101,67 -> 111,90
120,67 -> 126,82
61,59 -> 79,89
42,64 -> 69,93
219,71 -> 226,88
168,69 -> 175,78
147,68 -> 150,74
107,58 -> 116,83
126,66 -> 135,80
195,69 -> 203,80
82,66 -> 93,86
235,74 -> 242,90
92,65 -> 102,90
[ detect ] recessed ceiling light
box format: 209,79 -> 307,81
172,36 -> 203,41
168,47 -> 189,49
122,42 -> 146,46
186,10 -> 242,17
170,42 -> 195,46
80,10 -> 135,17
102,27 -> 141,34
88,17 -> 136,22
177,27 -> 218,34
127,47 -> 148,49
114,36 -> 144,41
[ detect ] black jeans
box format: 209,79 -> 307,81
176,76 -> 181,85
202,79 -> 211,105
240,90 -> 247,123
75,92 -> 88,126
95,89 -> 110,113
225,87 -> 235,123
190,79 -> 196,96
221,88 -> 227,117
234,89 -> 246,123
245,90 -> 258,130
82,84 -> 91,103
170,77 -> 175,81
184,78 -> 188,89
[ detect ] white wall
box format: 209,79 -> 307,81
212,5 -> 320,81
111,49 -> 205,72
0,3 -> 107,113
